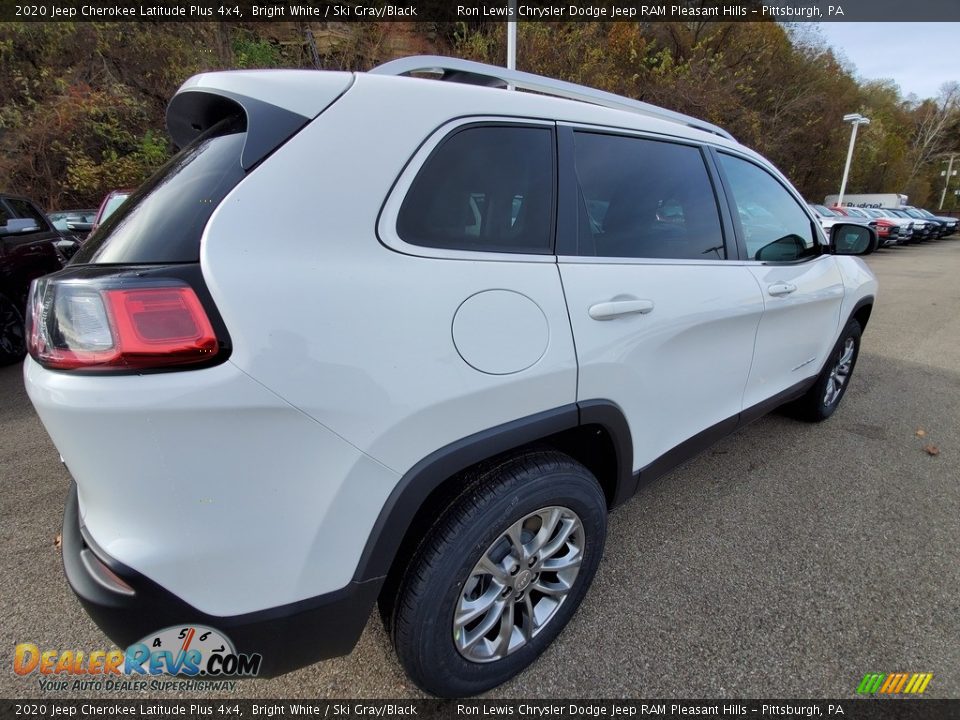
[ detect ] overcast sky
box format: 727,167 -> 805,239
815,23 -> 958,100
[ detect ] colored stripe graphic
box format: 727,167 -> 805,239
857,673 -> 886,694
858,672 -> 933,694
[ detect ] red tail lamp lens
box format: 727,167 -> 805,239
27,280 -> 218,371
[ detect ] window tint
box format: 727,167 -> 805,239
573,132 -> 725,260
397,126 -> 554,254
718,153 -> 818,262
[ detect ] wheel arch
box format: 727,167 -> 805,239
352,400 -> 634,586
849,295 -> 874,332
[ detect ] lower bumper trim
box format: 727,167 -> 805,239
62,482 -> 382,677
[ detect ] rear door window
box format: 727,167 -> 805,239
572,132 -> 727,260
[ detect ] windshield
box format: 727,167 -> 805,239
812,204 -> 836,217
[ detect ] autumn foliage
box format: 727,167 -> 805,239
1,21 -> 957,211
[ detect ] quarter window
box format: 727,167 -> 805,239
397,126 -> 554,254
718,153 -> 819,262
573,132 -> 726,260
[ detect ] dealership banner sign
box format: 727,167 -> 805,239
3,0 -> 960,23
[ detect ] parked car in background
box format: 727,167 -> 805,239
829,206 -> 899,246
0,194 -> 66,363
91,190 -> 131,232
808,203 -> 845,230
860,208 -> 915,244
809,203 -> 891,246
48,209 -> 97,238
912,208 -> 957,237
887,208 -> 936,240
25,56 -> 879,697
903,207 -> 956,238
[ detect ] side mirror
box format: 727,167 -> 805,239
830,223 -> 877,255
754,234 -> 808,262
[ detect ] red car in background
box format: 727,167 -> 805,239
92,189 -> 132,232
831,206 -> 901,246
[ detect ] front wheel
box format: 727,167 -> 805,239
790,319 -> 862,422
387,451 -> 607,697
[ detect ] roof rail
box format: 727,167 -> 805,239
369,55 -> 735,142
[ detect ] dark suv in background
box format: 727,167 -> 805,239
0,193 -> 67,363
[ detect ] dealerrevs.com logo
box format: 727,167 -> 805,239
14,625 -> 261,691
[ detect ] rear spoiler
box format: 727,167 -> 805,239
166,71 -> 354,170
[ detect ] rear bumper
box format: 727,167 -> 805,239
62,482 -> 381,677
25,356 -> 400,615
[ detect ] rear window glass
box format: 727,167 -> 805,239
397,125 -> 554,254
73,115 -> 247,264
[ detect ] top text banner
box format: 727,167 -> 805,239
4,0 -> 960,22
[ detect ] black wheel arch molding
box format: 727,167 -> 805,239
351,399 -> 635,584
845,294 -> 875,332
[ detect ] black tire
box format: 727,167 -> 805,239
0,294 -> 27,365
386,451 -> 607,697
789,319 -> 862,422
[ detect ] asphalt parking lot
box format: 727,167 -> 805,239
2,240 -> 958,700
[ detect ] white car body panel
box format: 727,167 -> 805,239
24,358 -> 400,615
558,260 -> 764,470
201,81 -> 578,475
742,257 -> 846,408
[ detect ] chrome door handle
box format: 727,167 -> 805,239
767,282 -> 797,297
588,299 -> 655,320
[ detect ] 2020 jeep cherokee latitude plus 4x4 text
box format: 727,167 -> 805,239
24,57 -> 878,697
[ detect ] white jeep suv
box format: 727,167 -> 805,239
24,57 -> 878,697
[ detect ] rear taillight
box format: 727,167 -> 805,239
27,277 -> 218,372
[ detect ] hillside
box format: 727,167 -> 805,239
1,21 -> 957,210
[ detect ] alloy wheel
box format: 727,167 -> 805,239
453,506 -> 584,663
823,337 -> 855,407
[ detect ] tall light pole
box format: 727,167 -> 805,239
939,154 -> 957,210
837,113 -> 870,207
507,0 -> 517,81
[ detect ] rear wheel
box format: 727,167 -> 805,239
790,319 -> 861,422
0,294 -> 26,365
386,451 -> 607,697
